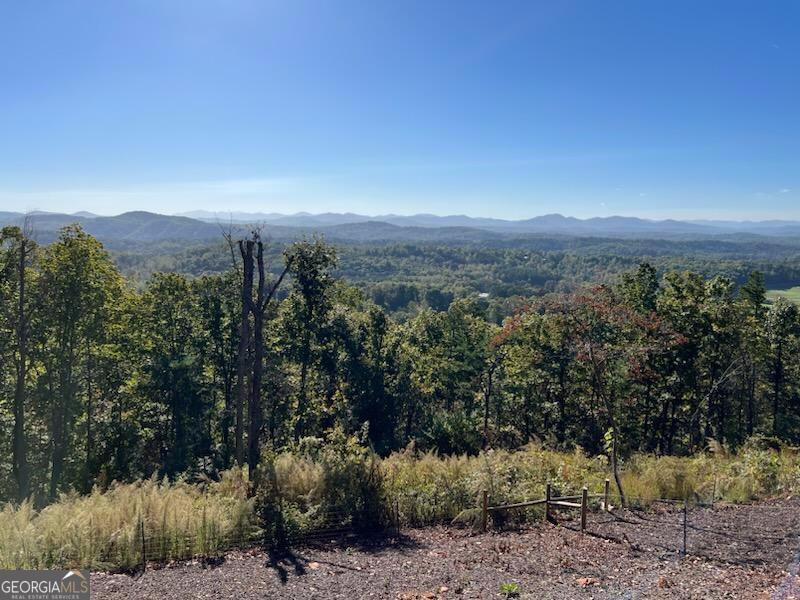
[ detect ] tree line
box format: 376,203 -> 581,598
109,236 -> 800,322
1,225 -> 799,503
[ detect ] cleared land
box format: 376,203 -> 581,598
92,498 -> 800,599
767,287 -> 800,304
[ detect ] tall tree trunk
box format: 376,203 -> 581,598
294,329 -> 311,443
482,370 -> 492,449
656,393 -> 670,454
523,390 -> 532,441
747,358 -> 755,436
235,240 -> 254,466
248,241 -> 266,476
481,357 -> 500,449
50,395 -> 68,499
114,393 -> 125,479
50,339 -> 75,500
404,396 -> 417,442
218,313 -> 238,469
83,342 -> 94,493
240,236 -> 290,482
773,343 -> 783,436
589,346 -> 626,506
12,235 -> 29,501
556,362 -> 567,443
666,398 -> 678,455
609,422 -> 624,505
221,373 -> 233,468
599,383 -> 626,507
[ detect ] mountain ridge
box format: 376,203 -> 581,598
176,210 -> 800,236
3,210 -> 800,244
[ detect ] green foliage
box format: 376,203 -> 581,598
621,262 -> 659,313
422,412 -> 483,456
107,236 -> 800,313
739,271 -> 767,314
500,582 -> 521,598
3,225 -> 800,525
254,428 -> 388,548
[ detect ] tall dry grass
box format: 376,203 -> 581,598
0,469 -> 257,570
384,440 -> 800,523
2,438 -> 798,570
620,440 -> 800,505
382,444 -> 611,525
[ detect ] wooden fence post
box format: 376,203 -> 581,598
604,478 -> 610,511
481,490 -> 488,533
682,495 -> 688,555
580,487 -> 588,533
140,516 -> 146,573
544,482 -> 551,523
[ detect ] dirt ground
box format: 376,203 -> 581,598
91,498 -> 800,599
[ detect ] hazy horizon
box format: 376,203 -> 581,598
5,206 -> 800,225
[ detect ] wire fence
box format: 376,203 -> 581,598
565,492 -> 800,560
93,505 -> 403,572
32,486 -> 800,573
468,483 -> 800,565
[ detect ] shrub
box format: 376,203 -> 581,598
254,427 -> 389,548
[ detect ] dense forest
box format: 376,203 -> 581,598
111,236 -> 800,321
1,223 -> 800,504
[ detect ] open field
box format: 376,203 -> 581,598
768,287 -> 800,305
91,497 -> 800,599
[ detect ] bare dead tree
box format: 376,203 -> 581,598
218,219 -> 241,278
247,235 -> 292,479
235,231 -> 294,481
235,239 -> 254,466
247,238 -> 265,477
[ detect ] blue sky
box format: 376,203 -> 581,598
1,1 -> 798,219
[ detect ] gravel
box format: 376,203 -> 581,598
91,498 -> 800,599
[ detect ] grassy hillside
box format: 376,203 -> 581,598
768,286 -> 800,304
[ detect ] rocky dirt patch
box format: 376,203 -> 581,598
91,498 -> 800,599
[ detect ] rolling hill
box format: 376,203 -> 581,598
4,210 -> 800,245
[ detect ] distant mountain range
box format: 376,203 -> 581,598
3,210 -> 800,245
0,211 -> 223,243
178,210 -> 800,237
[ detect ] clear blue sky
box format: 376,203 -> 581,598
1,1 -> 798,219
